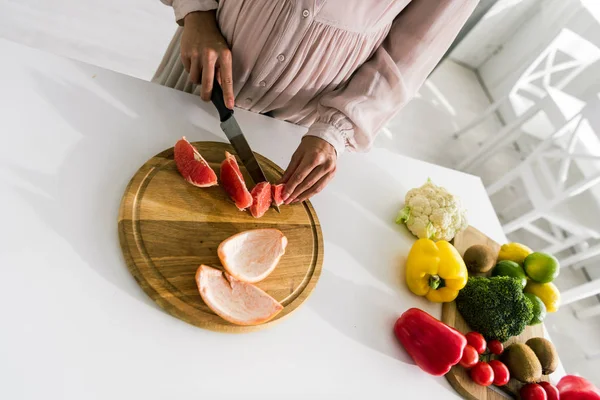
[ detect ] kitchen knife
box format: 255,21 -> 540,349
210,77 -> 280,213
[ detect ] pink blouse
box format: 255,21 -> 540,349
161,0 -> 477,154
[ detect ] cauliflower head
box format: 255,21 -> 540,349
396,179 -> 468,241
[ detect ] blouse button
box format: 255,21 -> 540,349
302,9 -> 310,18
245,98 -> 253,104
259,81 -> 266,87
277,54 -> 285,62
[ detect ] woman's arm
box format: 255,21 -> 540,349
307,0 -> 479,155
281,0 -> 478,203
160,0 -> 218,24
161,1 -> 234,107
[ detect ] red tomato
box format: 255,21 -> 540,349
538,382 -> 560,400
470,362 -> 494,386
459,345 -> 479,369
521,383 -> 548,400
488,340 -> 504,355
488,360 -> 510,386
465,332 -> 486,354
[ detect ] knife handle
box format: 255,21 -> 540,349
210,77 -> 234,123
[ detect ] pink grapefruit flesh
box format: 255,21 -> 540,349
249,182 -> 272,218
220,152 -> 253,210
272,184 -> 285,207
218,229 -> 288,283
196,265 -> 283,326
173,137 -> 218,187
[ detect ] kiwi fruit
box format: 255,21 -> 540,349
526,337 -> 558,374
501,343 -> 542,383
463,244 -> 496,274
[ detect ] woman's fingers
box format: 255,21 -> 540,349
182,55 -> 191,74
294,174 -> 333,204
218,50 -> 235,109
285,166 -> 326,204
200,51 -> 217,101
282,157 -> 315,202
195,49 -> 233,105
189,55 -> 201,85
279,153 -> 301,185
286,157 -> 336,204
180,12 -> 234,103
280,136 -> 337,203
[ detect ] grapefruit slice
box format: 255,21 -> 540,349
196,265 -> 283,326
272,184 -> 285,206
249,182 -> 272,218
218,229 -> 288,283
220,152 -> 253,210
174,137 -> 218,187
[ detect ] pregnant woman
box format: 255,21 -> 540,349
155,0 -> 477,203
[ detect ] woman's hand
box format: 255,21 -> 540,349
181,11 -> 234,108
280,136 -> 337,204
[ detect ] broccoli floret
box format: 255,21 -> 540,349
456,276 -> 533,342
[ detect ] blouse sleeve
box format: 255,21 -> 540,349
160,0 -> 218,23
306,0 -> 478,155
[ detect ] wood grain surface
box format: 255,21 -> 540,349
444,226 -> 549,399
118,141 -> 324,333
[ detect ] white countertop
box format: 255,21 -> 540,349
0,39 -> 508,399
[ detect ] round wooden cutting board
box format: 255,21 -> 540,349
118,141 -> 324,333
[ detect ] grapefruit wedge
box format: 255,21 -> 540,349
218,229 -> 288,283
220,152 -> 253,210
272,184 -> 285,207
174,137 -> 218,187
196,265 -> 283,326
249,182 -> 272,218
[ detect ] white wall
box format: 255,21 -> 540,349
471,0 -> 600,384
450,0 -> 545,69
451,0 -> 542,69
478,0 -> 599,114
476,0 -> 600,220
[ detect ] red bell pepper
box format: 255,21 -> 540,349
394,308 -> 467,376
558,375 -> 600,400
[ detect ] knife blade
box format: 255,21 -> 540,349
210,77 -> 280,213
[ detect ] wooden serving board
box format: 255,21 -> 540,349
118,141 -> 324,333
444,226 -> 549,399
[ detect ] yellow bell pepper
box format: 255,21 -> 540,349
405,239 -> 468,303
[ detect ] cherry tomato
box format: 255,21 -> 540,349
488,360 -> 510,386
520,383 -> 548,400
538,382 -> 559,400
488,340 -> 504,355
470,362 -> 494,386
459,345 -> 479,369
465,332 -> 487,354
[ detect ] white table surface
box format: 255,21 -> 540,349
0,39 -> 508,400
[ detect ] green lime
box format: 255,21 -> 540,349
524,293 -> 547,325
492,260 -> 528,288
524,252 -> 559,283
